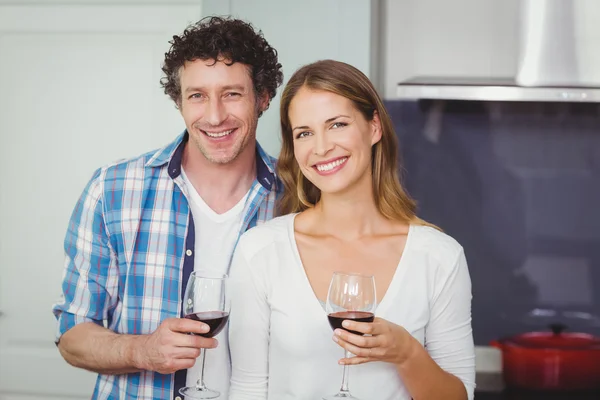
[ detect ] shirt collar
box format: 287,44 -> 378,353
146,130 -> 277,191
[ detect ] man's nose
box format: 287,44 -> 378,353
205,98 -> 226,126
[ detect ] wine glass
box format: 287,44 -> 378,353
324,272 -> 376,400
179,272 -> 230,399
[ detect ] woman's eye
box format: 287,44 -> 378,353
331,122 -> 347,129
296,131 -> 312,139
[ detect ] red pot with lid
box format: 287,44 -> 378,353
491,323 -> 600,391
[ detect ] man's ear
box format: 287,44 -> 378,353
257,90 -> 270,114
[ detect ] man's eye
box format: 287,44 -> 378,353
226,92 -> 241,97
189,93 -> 204,99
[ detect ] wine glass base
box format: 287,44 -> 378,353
179,385 -> 221,399
323,393 -> 361,400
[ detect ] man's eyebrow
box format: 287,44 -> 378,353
221,84 -> 246,92
184,84 -> 246,93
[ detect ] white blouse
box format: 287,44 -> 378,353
228,214 -> 475,400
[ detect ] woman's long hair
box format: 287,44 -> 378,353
277,60 -> 436,229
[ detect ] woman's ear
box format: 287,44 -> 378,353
370,111 -> 383,145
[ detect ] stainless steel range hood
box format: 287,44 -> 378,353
396,0 -> 600,102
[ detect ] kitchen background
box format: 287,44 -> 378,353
1,0 -> 598,399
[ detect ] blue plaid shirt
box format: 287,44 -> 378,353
52,132 -> 280,399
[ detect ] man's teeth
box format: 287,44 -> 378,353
316,157 -> 348,172
205,129 -> 233,138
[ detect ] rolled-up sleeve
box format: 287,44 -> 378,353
52,169 -> 119,343
425,248 -> 476,400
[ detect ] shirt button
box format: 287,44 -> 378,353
186,249 -> 193,256
175,397 -> 182,400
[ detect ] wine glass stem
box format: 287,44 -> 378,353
195,348 -> 208,389
339,350 -> 351,393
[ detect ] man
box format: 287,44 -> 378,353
52,16 -> 283,400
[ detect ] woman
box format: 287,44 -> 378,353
228,60 -> 475,400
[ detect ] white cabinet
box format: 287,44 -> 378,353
0,2 -> 201,399
381,0 -> 520,99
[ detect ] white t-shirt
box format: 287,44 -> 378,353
181,168 -> 248,399
228,214 -> 476,400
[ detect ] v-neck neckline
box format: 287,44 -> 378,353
286,213 -> 414,317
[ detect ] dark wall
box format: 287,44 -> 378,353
385,100 -> 600,345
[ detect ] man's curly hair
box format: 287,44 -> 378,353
160,16 -> 283,113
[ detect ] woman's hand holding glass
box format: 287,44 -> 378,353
333,317 -> 417,367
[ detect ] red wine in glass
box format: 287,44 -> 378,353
327,311 -> 374,335
179,272 -> 230,399
184,311 -> 230,338
323,272 -> 376,400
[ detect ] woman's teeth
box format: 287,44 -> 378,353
316,157 -> 348,172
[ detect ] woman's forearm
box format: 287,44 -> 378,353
395,337 -> 468,400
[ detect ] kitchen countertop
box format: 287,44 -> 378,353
475,373 -> 600,399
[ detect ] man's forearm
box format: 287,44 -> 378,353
58,322 -> 146,375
